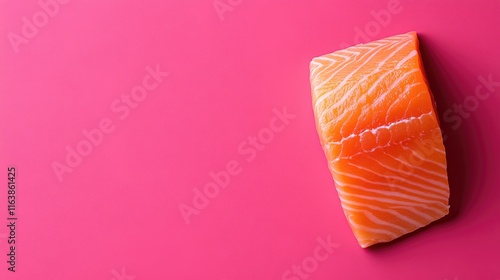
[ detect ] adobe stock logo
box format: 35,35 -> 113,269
282,235 -> 340,280
178,106 -> 296,225
213,0 -> 243,21
443,74 -> 500,130
51,65 -> 169,183
385,74 -> 499,191
339,0 -> 404,49
7,0 -> 71,54
111,267 -> 135,280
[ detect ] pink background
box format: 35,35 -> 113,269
1,0 -> 499,279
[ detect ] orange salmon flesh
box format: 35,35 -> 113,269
309,32 -> 450,248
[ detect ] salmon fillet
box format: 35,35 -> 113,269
309,32 -> 450,248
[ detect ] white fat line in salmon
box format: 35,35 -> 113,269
334,176 -> 447,206
326,110 -> 431,146
311,40 -> 396,90
315,35 -> 412,109
339,196 -> 431,225
335,189 -> 446,216
314,37 -> 409,111
347,160 -> 448,197
364,153 -> 448,190
385,73 -> 500,186
317,39 -> 416,127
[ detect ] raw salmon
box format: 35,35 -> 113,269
309,32 -> 450,248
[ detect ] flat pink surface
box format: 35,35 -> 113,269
1,0 -> 499,279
